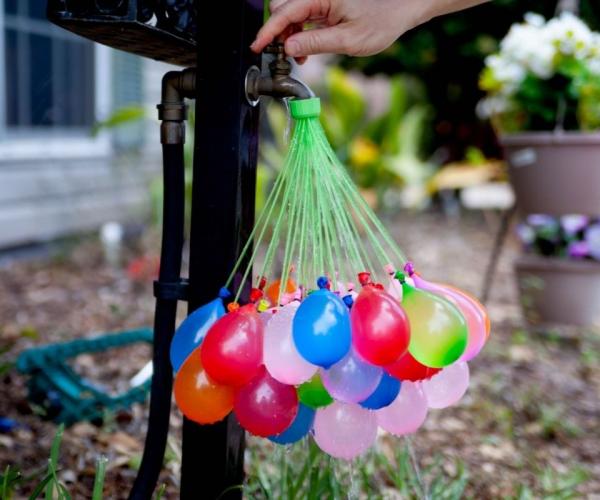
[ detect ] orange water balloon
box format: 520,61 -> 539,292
266,278 -> 297,305
447,285 -> 491,339
174,350 -> 235,424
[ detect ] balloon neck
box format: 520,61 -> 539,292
249,287 -> 264,302
218,287 -> 232,299
411,274 -> 426,288
403,262 -> 415,277
258,275 -> 267,290
257,299 -> 270,312
357,272 -> 372,286
239,303 -> 258,314
316,276 -> 330,290
393,271 -> 406,284
342,294 -> 354,309
227,302 -> 240,313
400,281 -> 416,297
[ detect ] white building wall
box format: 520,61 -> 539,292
0,50 -> 170,249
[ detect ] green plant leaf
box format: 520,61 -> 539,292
154,484 -> 167,500
91,457 -> 107,500
28,473 -> 54,500
92,105 -> 145,135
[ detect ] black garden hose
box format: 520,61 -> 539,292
129,143 -> 185,500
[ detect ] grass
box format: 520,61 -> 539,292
244,436 -> 468,499
0,420 -> 590,499
0,424 -> 171,500
512,466 -> 590,500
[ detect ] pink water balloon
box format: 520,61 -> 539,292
321,349 -> 382,403
422,362 -> 469,409
376,382 -> 428,436
411,273 -> 488,362
313,402 -> 378,460
387,278 -> 403,301
260,308 -> 277,326
264,302 -> 318,385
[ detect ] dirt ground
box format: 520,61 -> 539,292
0,211 -> 599,498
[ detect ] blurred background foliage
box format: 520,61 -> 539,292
340,0 -> 600,161
97,0 -> 600,217
259,68 -> 434,210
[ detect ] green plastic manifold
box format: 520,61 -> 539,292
290,97 -> 321,119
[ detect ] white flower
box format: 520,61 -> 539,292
500,21 -> 555,78
545,12 -> 594,57
590,33 -> 600,58
589,58 -> 600,75
476,95 -> 510,119
485,54 -> 526,91
480,11 -> 600,121
524,12 -> 545,28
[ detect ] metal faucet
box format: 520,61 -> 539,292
245,42 -> 314,105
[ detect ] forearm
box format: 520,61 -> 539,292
252,0 -> 491,58
419,0 -> 490,24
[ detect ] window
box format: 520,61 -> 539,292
3,0 -> 95,129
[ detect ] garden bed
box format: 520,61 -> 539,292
0,212 -> 598,498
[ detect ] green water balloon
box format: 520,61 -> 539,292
297,373 -> 334,409
402,282 -> 468,368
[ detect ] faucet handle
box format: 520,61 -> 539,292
264,42 -> 285,55
265,42 -> 292,78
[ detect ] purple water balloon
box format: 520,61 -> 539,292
321,349 -> 382,403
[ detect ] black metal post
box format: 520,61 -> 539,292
182,1 -> 263,498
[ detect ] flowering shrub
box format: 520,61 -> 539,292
517,214 -> 600,261
479,12 -> 600,132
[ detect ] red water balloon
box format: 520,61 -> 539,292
351,286 -> 410,366
234,366 -> 299,437
200,304 -> 264,387
385,351 -> 441,381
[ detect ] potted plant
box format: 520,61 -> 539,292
515,215 -> 600,326
479,11 -> 600,215
479,11 -> 600,326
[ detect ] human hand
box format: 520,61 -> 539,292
251,0 -> 488,59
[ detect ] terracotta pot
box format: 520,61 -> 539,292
501,132 -> 600,215
515,254 -> 600,327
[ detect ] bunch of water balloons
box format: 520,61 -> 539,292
169,97 -> 490,460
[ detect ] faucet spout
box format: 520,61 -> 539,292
245,42 -> 314,104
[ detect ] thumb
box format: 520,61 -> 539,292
285,26 -> 350,57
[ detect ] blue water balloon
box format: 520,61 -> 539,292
293,288 -> 351,369
170,297 -> 226,372
269,404 -> 315,445
359,372 -> 401,410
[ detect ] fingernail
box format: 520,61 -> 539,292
286,40 -> 300,56
250,41 -> 257,50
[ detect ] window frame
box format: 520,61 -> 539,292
0,0 -> 112,160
